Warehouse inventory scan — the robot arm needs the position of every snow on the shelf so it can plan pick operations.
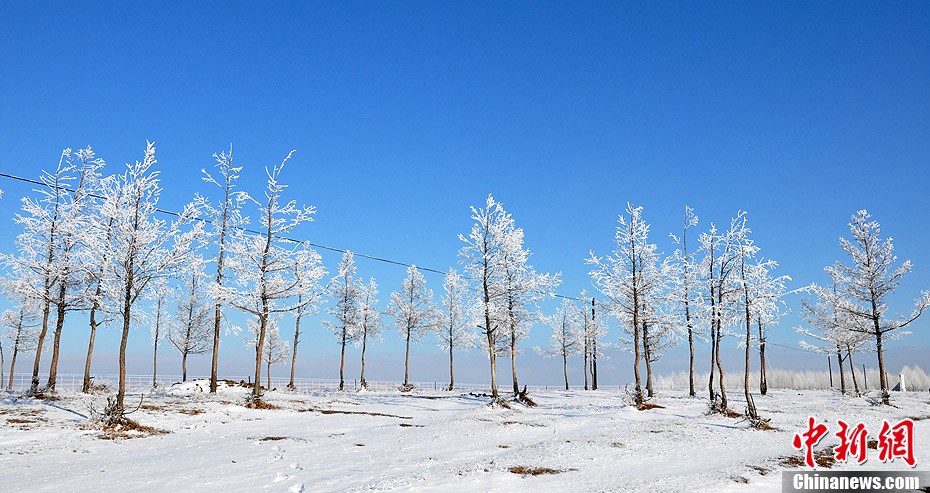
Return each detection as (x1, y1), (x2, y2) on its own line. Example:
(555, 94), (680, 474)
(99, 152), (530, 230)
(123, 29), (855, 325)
(2, 383), (928, 492)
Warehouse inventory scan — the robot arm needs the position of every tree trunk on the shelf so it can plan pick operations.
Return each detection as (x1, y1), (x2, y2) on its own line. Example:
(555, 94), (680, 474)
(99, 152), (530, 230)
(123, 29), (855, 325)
(252, 314), (267, 401)
(210, 301), (222, 393)
(846, 347), (860, 395)
(30, 297), (52, 394)
(266, 359), (271, 391)
(447, 338), (454, 391)
(510, 318), (519, 395)
(707, 282), (717, 406)
(741, 262), (757, 420)
(288, 303), (302, 390)
(404, 325), (411, 387)
(583, 333), (589, 391)
(562, 351), (569, 390)
(591, 337), (598, 390)
(757, 319), (767, 395)
(117, 299), (132, 413)
(182, 350), (188, 382)
(715, 315), (727, 411)
(836, 346), (846, 395)
(8, 339), (19, 390)
(339, 328), (347, 391)
(360, 327), (368, 390)
(83, 308), (99, 393)
(875, 330), (889, 404)
(46, 283), (68, 392)
(643, 321), (654, 398)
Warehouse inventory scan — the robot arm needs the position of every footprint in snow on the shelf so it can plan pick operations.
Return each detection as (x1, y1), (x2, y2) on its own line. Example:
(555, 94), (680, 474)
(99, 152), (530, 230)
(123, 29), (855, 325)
(273, 472), (291, 483)
(289, 463), (303, 471)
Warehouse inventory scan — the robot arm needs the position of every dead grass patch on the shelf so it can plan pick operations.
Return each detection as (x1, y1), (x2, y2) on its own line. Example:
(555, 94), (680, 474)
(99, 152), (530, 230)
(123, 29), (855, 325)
(244, 400), (280, 410)
(508, 466), (574, 476)
(298, 408), (412, 419)
(723, 409), (743, 418)
(98, 418), (169, 440)
(398, 423), (424, 428)
(908, 415), (930, 421)
(636, 402), (666, 411)
(780, 449), (836, 469)
(498, 445), (510, 449)
(749, 465), (771, 476)
(260, 436), (287, 441)
(177, 408), (205, 415)
(140, 404), (164, 411)
(6, 418), (36, 424)
(731, 476), (749, 484)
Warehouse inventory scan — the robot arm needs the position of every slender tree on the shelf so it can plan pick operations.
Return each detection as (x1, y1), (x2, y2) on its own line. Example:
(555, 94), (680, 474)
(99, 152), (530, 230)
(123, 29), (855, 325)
(669, 206), (701, 396)
(357, 278), (382, 390)
(95, 142), (204, 416)
(1, 292), (40, 390)
(435, 269), (473, 391)
(149, 280), (171, 388)
(323, 251), (362, 391)
(387, 265), (439, 391)
(807, 210), (927, 404)
(588, 203), (659, 407)
(497, 218), (560, 395)
(216, 150), (325, 403)
(257, 317), (289, 390)
(459, 195), (510, 401)
(536, 298), (581, 390)
(167, 258), (212, 382)
(197, 147), (249, 394)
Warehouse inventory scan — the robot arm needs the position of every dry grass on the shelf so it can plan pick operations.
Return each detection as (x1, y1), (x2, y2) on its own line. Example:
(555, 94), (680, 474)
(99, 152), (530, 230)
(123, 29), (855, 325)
(6, 418), (36, 424)
(636, 402), (666, 411)
(98, 418), (169, 440)
(260, 436), (287, 441)
(508, 466), (573, 476)
(398, 423), (424, 428)
(244, 400), (280, 410)
(177, 408), (205, 415)
(501, 421), (546, 427)
(780, 449), (836, 469)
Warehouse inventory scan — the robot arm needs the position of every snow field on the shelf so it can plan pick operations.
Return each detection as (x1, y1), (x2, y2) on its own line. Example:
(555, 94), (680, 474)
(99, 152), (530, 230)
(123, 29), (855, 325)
(1, 383), (928, 492)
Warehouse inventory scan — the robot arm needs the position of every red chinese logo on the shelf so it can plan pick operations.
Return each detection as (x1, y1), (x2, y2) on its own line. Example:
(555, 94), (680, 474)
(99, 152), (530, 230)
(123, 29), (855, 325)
(792, 417), (916, 468)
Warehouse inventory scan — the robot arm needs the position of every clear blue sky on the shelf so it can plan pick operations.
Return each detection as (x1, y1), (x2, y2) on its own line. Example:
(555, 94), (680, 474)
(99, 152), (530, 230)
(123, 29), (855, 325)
(0, 2), (928, 386)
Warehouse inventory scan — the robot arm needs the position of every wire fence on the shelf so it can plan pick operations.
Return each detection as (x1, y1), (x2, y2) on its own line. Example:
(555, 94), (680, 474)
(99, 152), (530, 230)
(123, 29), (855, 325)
(3, 373), (565, 394)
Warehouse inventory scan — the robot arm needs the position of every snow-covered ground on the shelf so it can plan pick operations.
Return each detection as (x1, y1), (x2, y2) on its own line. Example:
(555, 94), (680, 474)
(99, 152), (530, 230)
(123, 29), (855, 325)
(1, 382), (928, 492)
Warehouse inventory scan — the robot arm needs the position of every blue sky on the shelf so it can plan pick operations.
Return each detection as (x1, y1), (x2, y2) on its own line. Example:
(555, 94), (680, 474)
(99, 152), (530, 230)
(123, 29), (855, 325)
(0, 2), (928, 387)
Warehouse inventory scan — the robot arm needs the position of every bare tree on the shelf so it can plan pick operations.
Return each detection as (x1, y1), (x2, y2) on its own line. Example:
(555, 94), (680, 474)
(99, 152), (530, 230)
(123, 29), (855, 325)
(435, 269), (473, 391)
(216, 150), (325, 403)
(458, 195), (510, 401)
(387, 265), (439, 391)
(588, 203), (659, 407)
(669, 206), (701, 396)
(811, 210), (928, 404)
(497, 217), (560, 395)
(95, 142), (204, 415)
(323, 251), (362, 391)
(1, 291), (40, 390)
(357, 278), (382, 390)
(536, 298), (581, 390)
(254, 317), (289, 391)
(197, 147), (249, 394)
(149, 280), (170, 388)
(167, 258), (212, 382)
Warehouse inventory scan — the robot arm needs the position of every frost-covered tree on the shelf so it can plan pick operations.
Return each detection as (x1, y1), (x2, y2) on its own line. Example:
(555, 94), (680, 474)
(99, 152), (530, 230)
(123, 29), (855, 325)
(587, 203), (662, 407)
(458, 195), (510, 400)
(196, 147), (250, 393)
(1, 292), (40, 390)
(497, 218), (560, 395)
(356, 278), (382, 390)
(576, 290), (606, 391)
(258, 317), (289, 391)
(5, 150), (74, 394)
(167, 258), (213, 382)
(813, 210), (929, 404)
(536, 298), (581, 390)
(149, 280), (170, 388)
(697, 213), (746, 414)
(732, 216), (763, 421)
(95, 142), (204, 415)
(669, 205), (701, 396)
(216, 150), (325, 403)
(797, 279), (869, 396)
(387, 265), (439, 390)
(44, 147), (104, 392)
(81, 214), (115, 394)
(435, 269), (473, 391)
(747, 259), (789, 395)
(322, 251), (362, 391)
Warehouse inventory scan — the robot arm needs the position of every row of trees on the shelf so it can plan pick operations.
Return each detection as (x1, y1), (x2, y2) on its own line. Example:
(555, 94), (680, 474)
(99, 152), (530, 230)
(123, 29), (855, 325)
(0, 144), (924, 416)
